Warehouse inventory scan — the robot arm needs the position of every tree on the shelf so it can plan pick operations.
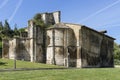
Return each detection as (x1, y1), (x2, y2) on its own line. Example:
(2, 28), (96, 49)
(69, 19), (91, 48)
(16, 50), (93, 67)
(114, 43), (120, 65)
(4, 20), (11, 30)
(114, 43), (120, 59)
(14, 24), (17, 31)
(1, 20), (14, 38)
(19, 28), (26, 32)
(14, 24), (20, 37)
(0, 21), (3, 31)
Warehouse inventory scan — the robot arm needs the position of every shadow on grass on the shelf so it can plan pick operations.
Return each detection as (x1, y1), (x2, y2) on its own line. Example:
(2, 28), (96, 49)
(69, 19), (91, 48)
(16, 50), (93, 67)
(0, 62), (7, 66)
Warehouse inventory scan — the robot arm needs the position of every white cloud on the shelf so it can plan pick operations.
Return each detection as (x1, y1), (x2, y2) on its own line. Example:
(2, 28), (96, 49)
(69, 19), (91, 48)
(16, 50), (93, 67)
(8, 0), (23, 22)
(79, 0), (120, 23)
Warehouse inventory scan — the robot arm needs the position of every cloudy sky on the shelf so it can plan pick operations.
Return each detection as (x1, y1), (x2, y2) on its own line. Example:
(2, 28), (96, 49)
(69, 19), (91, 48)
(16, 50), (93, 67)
(0, 0), (120, 43)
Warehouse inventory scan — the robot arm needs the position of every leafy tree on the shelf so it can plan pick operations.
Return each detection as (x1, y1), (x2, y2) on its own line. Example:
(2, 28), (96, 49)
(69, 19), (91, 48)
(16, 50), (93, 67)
(14, 24), (18, 31)
(1, 20), (14, 38)
(0, 21), (4, 40)
(19, 28), (26, 32)
(14, 24), (20, 37)
(0, 21), (3, 31)
(114, 43), (120, 65)
(4, 20), (11, 30)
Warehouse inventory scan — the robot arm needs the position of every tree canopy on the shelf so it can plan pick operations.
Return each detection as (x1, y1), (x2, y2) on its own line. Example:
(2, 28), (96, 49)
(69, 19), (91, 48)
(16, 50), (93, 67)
(114, 43), (120, 65)
(33, 13), (45, 27)
(0, 20), (23, 39)
(0, 22), (3, 31)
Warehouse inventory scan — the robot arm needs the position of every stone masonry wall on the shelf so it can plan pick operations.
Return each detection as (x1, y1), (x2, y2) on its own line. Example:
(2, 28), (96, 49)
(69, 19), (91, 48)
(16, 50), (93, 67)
(81, 26), (114, 68)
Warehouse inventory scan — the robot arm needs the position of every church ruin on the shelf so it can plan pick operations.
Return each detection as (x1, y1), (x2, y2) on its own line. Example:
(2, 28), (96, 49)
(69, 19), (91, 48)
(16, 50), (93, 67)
(2, 11), (115, 68)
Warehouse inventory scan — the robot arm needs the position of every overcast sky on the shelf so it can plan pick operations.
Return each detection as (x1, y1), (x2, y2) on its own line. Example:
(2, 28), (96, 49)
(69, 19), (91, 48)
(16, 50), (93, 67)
(0, 0), (120, 43)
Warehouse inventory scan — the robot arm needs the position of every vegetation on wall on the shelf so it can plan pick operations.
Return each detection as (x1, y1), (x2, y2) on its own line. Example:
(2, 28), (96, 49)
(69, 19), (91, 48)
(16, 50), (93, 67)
(33, 13), (52, 28)
(14, 24), (20, 37)
(33, 13), (45, 27)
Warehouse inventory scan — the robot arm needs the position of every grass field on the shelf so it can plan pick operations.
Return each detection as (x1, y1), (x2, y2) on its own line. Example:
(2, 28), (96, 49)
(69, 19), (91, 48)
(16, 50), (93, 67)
(0, 59), (120, 80)
(0, 59), (64, 69)
(0, 68), (120, 80)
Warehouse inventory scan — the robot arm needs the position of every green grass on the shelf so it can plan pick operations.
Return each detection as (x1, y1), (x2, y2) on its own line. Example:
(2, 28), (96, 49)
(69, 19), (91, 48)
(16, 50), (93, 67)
(0, 68), (119, 80)
(0, 59), (64, 69)
(0, 59), (120, 80)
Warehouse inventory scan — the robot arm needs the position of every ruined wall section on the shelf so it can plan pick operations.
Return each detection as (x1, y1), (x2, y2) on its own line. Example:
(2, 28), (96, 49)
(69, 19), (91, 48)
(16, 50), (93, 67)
(2, 39), (9, 58)
(52, 11), (61, 24)
(81, 27), (102, 67)
(46, 23), (78, 67)
(15, 38), (30, 61)
(65, 23), (82, 67)
(28, 20), (44, 63)
(9, 39), (17, 59)
(46, 29), (65, 65)
(2, 38), (31, 61)
(34, 26), (44, 63)
(100, 36), (114, 67)
(81, 26), (114, 68)
(41, 11), (60, 25)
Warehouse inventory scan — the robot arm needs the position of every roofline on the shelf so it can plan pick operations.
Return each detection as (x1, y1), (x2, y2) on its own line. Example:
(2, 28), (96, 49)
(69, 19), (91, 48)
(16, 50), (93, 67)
(46, 22), (115, 40)
(63, 22), (84, 26)
(64, 22), (115, 40)
(82, 25), (115, 40)
(36, 11), (61, 15)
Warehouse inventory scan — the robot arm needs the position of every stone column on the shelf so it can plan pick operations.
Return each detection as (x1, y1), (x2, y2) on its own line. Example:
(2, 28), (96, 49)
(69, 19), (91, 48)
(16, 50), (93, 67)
(64, 29), (69, 67)
(28, 21), (35, 62)
(77, 29), (82, 68)
(52, 29), (56, 64)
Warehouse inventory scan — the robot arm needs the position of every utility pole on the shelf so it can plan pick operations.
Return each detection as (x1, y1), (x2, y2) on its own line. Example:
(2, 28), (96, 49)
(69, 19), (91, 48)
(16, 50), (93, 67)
(14, 57), (16, 69)
(14, 41), (16, 69)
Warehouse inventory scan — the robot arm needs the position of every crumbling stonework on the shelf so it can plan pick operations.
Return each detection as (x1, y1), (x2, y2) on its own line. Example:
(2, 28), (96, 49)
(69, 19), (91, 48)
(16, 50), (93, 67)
(80, 26), (114, 67)
(2, 11), (115, 68)
(46, 23), (114, 68)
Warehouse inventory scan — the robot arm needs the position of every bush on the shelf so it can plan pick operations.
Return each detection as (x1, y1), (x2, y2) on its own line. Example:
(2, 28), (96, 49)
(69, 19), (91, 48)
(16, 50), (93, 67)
(114, 59), (120, 65)
(114, 43), (120, 65)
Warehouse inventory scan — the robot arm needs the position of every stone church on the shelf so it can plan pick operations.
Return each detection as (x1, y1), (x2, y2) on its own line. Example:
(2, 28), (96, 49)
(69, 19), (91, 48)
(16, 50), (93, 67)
(2, 11), (115, 68)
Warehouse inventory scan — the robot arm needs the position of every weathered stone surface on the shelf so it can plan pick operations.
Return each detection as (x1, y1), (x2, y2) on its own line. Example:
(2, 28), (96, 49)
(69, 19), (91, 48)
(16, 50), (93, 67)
(81, 26), (114, 68)
(2, 11), (114, 68)
(46, 23), (114, 68)
(40, 11), (60, 25)
(2, 39), (9, 58)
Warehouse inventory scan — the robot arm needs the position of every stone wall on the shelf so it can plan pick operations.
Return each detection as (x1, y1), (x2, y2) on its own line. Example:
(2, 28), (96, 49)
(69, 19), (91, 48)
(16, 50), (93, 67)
(41, 11), (60, 25)
(2, 38), (30, 60)
(46, 23), (114, 68)
(28, 20), (44, 63)
(46, 29), (65, 66)
(81, 26), (114, 67)
(2, 39), (9, 58)
(65, 23), (82, 67)
(46, 23), (80, 67)
(15, 38), (30, 61)
(2, 11), (114, 68)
